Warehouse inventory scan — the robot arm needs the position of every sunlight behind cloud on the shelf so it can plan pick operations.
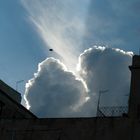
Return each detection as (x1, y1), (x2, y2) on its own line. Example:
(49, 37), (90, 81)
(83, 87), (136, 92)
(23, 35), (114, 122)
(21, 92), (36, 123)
(21, 0), (90, 70)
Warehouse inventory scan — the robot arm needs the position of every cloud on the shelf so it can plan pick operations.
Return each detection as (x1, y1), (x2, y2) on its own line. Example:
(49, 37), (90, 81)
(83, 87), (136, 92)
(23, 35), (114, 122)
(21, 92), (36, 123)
(22, 0), (136, 117)
(78, 46), (133, 107)
(25, 46), (133, 117)
(24, 58), (88, 118)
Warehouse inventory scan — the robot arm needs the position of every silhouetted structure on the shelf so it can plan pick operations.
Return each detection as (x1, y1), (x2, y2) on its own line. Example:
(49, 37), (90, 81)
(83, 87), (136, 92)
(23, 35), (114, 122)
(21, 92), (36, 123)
(0, 55), (140, 140)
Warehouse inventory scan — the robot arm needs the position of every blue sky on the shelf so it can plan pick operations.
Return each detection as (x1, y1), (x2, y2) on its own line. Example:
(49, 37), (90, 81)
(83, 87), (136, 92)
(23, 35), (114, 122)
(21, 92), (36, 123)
(0, 0), (46, 93)
(0, 0), (140, 102)
(84, 0), (140, 52)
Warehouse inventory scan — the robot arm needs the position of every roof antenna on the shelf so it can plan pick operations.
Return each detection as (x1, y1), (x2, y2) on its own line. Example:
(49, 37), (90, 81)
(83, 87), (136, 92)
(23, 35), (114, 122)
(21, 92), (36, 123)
(16, 80), (24, 91)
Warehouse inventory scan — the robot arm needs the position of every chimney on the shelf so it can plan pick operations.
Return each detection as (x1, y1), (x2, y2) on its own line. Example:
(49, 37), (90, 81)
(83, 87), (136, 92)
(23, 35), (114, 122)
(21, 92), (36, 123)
(129, 55), (140, 119)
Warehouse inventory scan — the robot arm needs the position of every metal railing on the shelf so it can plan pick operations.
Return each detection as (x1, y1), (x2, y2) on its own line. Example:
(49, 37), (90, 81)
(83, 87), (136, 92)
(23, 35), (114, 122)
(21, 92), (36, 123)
(97, 106), (128, 117)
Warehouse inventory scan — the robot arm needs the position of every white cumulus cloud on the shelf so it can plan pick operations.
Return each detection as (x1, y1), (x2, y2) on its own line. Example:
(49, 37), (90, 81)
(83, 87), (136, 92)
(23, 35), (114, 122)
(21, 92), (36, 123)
(25, 46), (133, 117)
(24, 58), (88, 118)
(78, 46), (133, 108)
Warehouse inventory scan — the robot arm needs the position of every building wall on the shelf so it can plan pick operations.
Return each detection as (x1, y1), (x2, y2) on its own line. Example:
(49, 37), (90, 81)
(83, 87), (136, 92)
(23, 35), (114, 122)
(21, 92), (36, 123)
(0, 117), (138, 140)
(0, 80), (21, 103)
(129, 55), (140, 119)
(0, 89), (36, 119)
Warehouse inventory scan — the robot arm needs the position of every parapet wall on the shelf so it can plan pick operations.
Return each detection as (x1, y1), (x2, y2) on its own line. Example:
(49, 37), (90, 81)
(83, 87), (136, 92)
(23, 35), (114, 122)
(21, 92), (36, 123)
(0, 117), (139, 140)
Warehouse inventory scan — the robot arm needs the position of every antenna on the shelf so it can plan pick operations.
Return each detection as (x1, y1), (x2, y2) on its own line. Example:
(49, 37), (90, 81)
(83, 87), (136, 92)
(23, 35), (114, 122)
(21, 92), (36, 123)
(16, 80), (24, 91)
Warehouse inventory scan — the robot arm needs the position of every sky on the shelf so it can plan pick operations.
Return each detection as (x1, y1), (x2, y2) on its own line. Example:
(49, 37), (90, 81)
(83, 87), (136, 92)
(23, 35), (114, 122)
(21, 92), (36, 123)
(0, 0), (46, 92)
(0, 0), (140, 116)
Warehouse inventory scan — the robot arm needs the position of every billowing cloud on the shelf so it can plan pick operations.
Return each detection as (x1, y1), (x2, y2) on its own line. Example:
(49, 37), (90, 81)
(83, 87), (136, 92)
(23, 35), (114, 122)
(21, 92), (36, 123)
(25, 46), (133, 117)
(78, 46), (133, 107)
(24, 58), (88, 118)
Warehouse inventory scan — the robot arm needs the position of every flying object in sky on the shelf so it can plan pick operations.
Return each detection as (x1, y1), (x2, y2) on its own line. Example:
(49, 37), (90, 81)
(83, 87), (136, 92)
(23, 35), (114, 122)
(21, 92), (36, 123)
(49, 49), (53, 51)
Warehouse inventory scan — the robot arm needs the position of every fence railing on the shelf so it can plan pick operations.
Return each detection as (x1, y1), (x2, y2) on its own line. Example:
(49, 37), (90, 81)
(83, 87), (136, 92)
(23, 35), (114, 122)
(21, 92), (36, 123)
(97, 106), (128, 117)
